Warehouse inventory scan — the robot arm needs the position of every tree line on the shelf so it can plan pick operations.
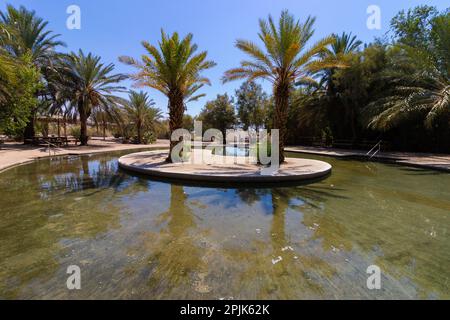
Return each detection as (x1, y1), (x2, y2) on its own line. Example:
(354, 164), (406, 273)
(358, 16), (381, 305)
(0, 4), (448, 161)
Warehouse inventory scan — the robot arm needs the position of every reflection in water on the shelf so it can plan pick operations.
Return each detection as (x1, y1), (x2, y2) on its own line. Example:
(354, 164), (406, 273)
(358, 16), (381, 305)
(127, 185), (209, 299)
(0, 151), (449, 299)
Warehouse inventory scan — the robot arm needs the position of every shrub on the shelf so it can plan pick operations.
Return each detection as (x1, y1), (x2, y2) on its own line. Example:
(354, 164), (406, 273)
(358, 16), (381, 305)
(142, 131), (156, 144)
(257, 141), (272, 164)
(70, 127), (88, 142)
(321, 127), (333, 147)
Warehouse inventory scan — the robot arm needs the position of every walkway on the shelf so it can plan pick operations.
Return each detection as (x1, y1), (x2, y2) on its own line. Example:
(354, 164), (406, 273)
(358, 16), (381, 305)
(1, 140), (448, 173)
(285, 146), (450, 172)
(0, 138), (170, 172)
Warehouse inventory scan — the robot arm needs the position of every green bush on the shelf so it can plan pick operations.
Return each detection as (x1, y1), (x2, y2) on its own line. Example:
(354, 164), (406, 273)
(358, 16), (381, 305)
(70, 127), (81, 140)
(257, 141), (272, 164)
(112, 131), (121, 139)
(142, 131), (156, 144)
(321, 127), (333, 147)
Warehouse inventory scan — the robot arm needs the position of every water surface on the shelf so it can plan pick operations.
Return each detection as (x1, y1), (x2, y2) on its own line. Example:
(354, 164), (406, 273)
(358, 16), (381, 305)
(0, 151), (449, 299)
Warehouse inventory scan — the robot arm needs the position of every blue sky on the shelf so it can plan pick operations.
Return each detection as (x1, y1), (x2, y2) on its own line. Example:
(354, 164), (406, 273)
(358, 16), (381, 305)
(1, 0), (448, 117)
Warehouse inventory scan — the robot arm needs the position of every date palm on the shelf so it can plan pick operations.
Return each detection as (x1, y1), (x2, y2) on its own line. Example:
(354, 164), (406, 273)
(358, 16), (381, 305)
(123, 90), (163, 144)
(223, 10), (338, 163)
(119, 30), (216, 161)
(59, 50), (126, 145)
(322, 32), (362, 97)
(0, 5), (64, 140)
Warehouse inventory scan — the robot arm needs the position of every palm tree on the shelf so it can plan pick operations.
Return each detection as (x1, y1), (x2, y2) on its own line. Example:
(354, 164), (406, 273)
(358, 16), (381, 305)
(367, 15), (449, 131)
(322, 32), (362, 97)
(223, 10), (338, 163)
(58, 50), (126, 145)
(0, 5), (64, 141)
(316, 32), (362, 140)
(123, 90), (163, 144)
(119, 30), (216, 161)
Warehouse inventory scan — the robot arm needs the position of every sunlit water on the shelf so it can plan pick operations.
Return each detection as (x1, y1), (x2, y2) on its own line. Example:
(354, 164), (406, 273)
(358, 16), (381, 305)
(0, 150), (449, 299)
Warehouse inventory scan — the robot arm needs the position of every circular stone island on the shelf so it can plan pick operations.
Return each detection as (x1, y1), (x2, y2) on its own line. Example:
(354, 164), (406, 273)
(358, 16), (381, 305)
(118, 150), (332, 184)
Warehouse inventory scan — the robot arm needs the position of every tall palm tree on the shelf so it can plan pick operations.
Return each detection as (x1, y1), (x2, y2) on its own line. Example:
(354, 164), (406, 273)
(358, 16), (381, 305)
(223, 10), (338, 163)
(58, 50), (126, 145)
(119, 30), (216, 161)
(367, 15), (449, 131)
(123, 90), (163, 144)
(0, 5), (64, 141)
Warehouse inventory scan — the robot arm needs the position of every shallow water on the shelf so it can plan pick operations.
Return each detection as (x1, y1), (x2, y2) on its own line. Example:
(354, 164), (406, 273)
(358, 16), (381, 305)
(0, 150), (449, 299)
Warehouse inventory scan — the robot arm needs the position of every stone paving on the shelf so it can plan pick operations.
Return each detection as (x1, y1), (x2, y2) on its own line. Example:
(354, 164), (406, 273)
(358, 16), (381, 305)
(1, 139), (448, 173)
(285, 146), (450, 172)
(0, 138), (169, 172)
(118, 150), (332, 183)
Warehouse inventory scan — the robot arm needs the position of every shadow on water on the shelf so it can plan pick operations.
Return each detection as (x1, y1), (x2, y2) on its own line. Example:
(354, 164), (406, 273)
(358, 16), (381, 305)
(119, 165), (333, 189)
(397, 166), (448, 176)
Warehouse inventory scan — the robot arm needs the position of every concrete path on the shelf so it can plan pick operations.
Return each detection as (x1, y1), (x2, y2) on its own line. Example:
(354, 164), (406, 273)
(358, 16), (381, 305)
(285, 146), (450, 172)
(0, 138), (169, 172)
(118, 150), (332, 183)
(1, 138), (448, 174)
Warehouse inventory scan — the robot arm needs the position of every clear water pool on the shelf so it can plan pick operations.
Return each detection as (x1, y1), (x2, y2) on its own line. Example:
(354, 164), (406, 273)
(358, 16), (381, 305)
(0, 150), (449, 299)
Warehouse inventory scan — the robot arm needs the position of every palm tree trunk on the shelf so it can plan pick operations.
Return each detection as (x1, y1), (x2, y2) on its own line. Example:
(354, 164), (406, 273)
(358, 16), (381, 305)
(102, 116), (106, 141)
(78, 100), (88, 146)
(63, 114), (67, 138)
(274, 82), (290, 163)
(137, 120), (142, 144)
(167, 90), (184, 162)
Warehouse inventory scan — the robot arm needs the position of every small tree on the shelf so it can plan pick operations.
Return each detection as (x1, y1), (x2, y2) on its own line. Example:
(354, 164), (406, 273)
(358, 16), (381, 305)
(235, 81), (268, 131)
(0, 54), (41, 137)
(198, 93), (237, 144)
(123, 90), (162, 144)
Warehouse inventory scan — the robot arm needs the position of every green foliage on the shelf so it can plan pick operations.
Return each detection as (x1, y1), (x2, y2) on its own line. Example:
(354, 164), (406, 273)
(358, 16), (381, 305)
(120, 30), (216, 103)
(197, 94), (236, 140)
(155, 120), (170, 139)
(0, 4), (64, 139)
(142, 131), (156, 144)
(0, 5), (65, 65)
(70, 126), (81, 140)
(122, 90), (162, 144)
(58, 50), (126, 145)
(0, 54), (41, 135)
(182, 114), (194, 131)
(223, 10), (341, 161)
(367, 9), (449, 131)
(321, 127), (333, 146)
(120, 30), (216, 156)
(223, 10), (339, 86)
(256, 140), (272, 165)
(390, 5), (439, 48)
(290, 5), (449, 152)
(235, 81), (268, 131)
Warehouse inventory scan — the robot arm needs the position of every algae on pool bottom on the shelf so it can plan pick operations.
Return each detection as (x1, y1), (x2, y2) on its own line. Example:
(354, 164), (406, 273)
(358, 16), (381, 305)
(0, 151), (449, 299)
